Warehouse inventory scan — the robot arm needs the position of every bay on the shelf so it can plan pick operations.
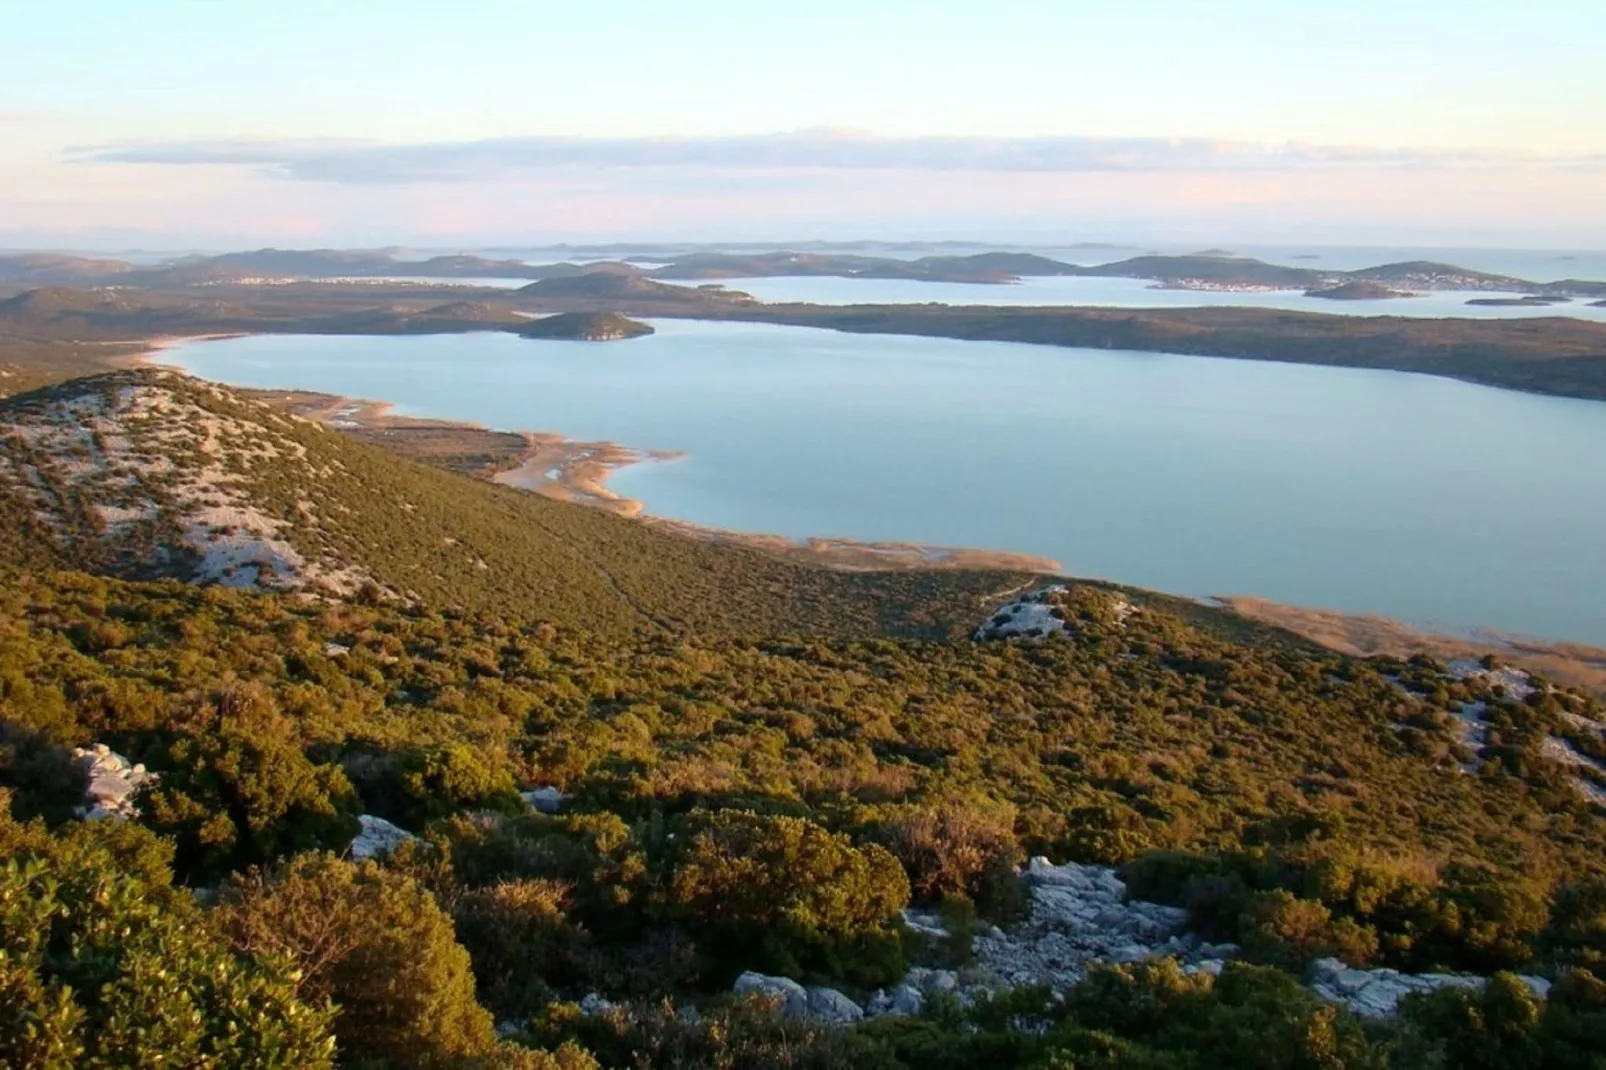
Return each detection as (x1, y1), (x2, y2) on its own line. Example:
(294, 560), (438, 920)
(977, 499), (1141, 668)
(165, 321), (1606, 644)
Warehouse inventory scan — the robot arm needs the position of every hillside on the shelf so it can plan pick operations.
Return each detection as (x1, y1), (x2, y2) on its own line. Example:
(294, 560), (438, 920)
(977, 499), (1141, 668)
(2, 561), (1604, 1066)
(0, 252), (138, 284)
(1305, 281), (1417, 301)
(718, 303), (1606, 401)
(0, 370), (1030, 637)
(3, 378), (1605, 1067)
(514, 273), (750, 309)
(518, 311), (655, 340)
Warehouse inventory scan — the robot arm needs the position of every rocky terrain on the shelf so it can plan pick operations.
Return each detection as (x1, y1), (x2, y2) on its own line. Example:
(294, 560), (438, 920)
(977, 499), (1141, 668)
(0, 371), (373, 592)
(727, 857), (1553, 1025)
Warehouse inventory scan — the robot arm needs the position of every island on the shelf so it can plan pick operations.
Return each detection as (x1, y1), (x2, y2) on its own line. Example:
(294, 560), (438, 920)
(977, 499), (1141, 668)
(1466, 295), (1574, 307)
(1304, 281), (1418, 301)
(515, 273), (750, 309)
(517, 311), (654, 341)
(6, 246), (1605, 298)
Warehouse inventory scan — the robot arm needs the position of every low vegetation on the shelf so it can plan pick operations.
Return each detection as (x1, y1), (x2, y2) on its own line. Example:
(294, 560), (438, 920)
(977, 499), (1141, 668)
(0, 560), (1603, 1065)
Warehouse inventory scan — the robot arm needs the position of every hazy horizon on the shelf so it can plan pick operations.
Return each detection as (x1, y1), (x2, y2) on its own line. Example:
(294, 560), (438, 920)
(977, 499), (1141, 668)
(4, 0), (1604, 248)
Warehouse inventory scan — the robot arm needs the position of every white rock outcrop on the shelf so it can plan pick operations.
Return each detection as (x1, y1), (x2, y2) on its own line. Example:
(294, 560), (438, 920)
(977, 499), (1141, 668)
(522, 786), (567, 814)
(732, 971), (809, 1017)
(348, 814), (417, 860)
(806, 986), (865, 1024)
(73, 744), (155, 820)
(1307, 958), (1550, 1019)
(968, 858), (1195, 990)
(975, 587), (1071, 641)
(739, 856), (1557, 1026)
(578, 992), (619, 1017)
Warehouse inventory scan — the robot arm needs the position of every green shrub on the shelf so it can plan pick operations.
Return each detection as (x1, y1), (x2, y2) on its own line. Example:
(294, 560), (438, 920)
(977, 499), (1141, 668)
(218, 853), (498, 1069)
(547, 997), (892, 1070)
(0, 809), (335, 1068)
(660, 809), (910, 986)
(386, 743), (524, 829)
(1239, 890), (1380, 970)
(139, 686), (359, 880)
(454, 878), (591, 1018)
(1545, 877), (1606, 969)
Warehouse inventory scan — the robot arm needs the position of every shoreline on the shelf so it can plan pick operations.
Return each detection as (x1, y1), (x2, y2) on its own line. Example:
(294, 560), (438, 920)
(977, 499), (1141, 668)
(118, 336), (1606, 689)
(207, 377), (1062, 574)
(109, 333), (252, 370)
(1223, 596), (1606, 697)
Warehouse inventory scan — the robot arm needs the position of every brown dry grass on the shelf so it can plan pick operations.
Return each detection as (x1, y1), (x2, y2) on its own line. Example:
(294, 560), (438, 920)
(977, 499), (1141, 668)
(1225, 596), (1606, 698)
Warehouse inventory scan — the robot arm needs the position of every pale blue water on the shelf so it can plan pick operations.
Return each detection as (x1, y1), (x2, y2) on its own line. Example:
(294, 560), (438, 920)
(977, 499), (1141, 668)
(475, 243), (1606, 282)
(703, 275), (1606, 321)
(167, 322), (1606, 644)
(363, 270), (1606, 321)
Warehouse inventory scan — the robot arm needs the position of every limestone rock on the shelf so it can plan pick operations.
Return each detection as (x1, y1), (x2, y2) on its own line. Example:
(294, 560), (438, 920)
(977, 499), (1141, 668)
(349, 814), (417, 860)
(1305, 958), (1549, 1020)
(733, 971), (809, 1017)
(805, 986), (864, 1024)
(72, 743), (156, 821)
(975, 587), (1071, 641)
(867, 984), (924, 1018)
(522, 786), (567, 814)
(578, 993), (618, 1017)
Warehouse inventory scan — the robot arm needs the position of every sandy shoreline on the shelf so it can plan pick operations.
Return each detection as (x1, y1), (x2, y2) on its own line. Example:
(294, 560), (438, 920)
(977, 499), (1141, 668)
(109, 333), (252, 370)
(490, 433), (682, 518)
(1224, 596), (1606, 698)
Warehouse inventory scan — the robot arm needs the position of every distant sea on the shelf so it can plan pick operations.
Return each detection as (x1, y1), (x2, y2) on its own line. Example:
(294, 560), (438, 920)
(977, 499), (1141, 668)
(456, 242), (1606, 283)
(379, 243), (1606, 321)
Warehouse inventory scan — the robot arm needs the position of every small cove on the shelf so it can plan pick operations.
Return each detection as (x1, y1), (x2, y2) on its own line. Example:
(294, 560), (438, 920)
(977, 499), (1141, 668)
(166, 320), (1606, 645)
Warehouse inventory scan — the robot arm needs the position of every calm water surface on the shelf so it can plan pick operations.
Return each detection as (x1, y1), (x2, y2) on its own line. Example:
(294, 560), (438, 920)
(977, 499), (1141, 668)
(710, 275), (1606, 321)
(168, 322), (1606, 644)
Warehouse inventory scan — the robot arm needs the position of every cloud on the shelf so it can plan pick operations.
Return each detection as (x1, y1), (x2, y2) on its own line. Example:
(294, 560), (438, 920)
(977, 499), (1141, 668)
(69, 129), (1606, 185)
(0, 110), (61, 124)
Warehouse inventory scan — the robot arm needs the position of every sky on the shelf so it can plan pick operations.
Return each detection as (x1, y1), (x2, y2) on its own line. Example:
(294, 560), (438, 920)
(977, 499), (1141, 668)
(2, 0), (1603, 249)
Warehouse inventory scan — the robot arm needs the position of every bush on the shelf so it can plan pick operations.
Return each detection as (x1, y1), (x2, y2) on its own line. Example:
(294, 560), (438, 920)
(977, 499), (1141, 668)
(0, 809), (335, 1068)
(1239, 890), (1380, 970)
(1545, 877), (1606, 969)
(660, 810), (910, 986)
(454, 878), (591, 1018)
(548, 997), (891, 1070)
(1057, 960), (1382, 1070)
(139, 686), (359, 880)
(385, 743), (525, 829)
(218, 853), (499, 1069)
(875, 803), (1024, 920)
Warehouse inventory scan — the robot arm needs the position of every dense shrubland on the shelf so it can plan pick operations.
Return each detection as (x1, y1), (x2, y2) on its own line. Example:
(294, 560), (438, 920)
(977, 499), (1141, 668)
(2, 567), (1604, 1066)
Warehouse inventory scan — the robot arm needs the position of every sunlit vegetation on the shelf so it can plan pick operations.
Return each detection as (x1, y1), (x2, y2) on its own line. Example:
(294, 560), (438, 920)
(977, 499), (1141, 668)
(0, 561), (1603, 1065)
(2, 365), (1605, 1065)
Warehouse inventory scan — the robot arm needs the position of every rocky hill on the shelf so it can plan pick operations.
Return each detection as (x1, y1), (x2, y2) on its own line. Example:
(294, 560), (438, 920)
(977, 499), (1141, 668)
(0, 370), (1026, 636)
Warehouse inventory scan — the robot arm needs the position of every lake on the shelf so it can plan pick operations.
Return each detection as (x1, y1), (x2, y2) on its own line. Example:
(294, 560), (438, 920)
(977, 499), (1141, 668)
(165, 321), (1606, 644)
